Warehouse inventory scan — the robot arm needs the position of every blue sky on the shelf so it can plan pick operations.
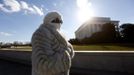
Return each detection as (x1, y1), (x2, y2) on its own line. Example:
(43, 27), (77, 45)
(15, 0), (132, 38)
(0, 0), (134, 43)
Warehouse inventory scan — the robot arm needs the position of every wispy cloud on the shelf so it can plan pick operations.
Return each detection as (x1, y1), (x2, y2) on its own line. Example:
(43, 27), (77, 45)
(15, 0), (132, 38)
(32, 5), (44, 16)
(0, 0), (20, 13)
(0, 32), (12, 36)
(20, 1), (35, 14)
(0, 0), (44, 16)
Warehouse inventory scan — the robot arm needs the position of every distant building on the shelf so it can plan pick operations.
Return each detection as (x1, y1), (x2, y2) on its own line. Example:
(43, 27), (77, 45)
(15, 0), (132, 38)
(75, 17), (119, 40)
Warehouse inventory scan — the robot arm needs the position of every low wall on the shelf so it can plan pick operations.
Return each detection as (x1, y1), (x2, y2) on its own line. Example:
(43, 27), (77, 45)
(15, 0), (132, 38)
(0, 50), (134, 75)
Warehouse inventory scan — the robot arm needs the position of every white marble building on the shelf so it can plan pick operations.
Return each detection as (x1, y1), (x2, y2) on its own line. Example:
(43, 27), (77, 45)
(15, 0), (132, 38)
(75, 17), (119, 40)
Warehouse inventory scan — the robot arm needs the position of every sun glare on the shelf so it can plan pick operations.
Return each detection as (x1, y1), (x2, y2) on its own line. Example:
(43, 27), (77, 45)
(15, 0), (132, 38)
(77, 9), (94, 23)
(77, 0), (95, 23)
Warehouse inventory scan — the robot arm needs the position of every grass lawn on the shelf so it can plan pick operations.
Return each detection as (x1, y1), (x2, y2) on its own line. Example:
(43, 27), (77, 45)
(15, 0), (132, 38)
(1, 43), (134, 51)
(0, 46), (32, 51)
(73, 44), (134, 51)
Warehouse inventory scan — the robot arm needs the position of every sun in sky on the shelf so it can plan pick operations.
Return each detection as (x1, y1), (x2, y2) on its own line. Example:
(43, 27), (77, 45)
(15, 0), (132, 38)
(0, 0), (134, 42)
(76, 0), (95, 23)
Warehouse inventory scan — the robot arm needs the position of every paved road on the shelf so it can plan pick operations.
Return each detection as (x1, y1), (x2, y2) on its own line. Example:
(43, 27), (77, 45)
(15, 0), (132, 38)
(0, 50), (134, 75)
(0, 59), (31, 75)
(0, 59), (132, 75)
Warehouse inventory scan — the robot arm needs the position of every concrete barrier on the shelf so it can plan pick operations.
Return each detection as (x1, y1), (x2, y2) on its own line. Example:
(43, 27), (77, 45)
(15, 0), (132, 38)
(0, 50), (134, 75)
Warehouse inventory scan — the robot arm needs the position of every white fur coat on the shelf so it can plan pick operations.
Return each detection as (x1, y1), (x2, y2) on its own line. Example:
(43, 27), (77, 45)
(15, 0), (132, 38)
(31, 12), (74, 75)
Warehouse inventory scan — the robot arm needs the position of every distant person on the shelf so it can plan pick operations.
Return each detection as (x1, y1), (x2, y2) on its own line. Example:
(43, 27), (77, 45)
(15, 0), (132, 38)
(31, 11), (74, 75)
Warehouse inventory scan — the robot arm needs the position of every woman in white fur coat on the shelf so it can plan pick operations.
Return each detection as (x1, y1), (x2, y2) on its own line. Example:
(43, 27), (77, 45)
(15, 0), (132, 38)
(31, 12), (74, 75)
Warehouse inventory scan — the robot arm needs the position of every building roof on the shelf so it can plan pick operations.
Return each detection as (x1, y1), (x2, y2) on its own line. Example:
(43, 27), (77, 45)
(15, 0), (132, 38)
(75, 17), (119, 34)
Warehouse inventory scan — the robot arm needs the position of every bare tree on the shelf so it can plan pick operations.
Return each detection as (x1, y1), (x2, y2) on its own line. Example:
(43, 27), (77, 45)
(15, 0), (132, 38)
(13, 41), (19, 48)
